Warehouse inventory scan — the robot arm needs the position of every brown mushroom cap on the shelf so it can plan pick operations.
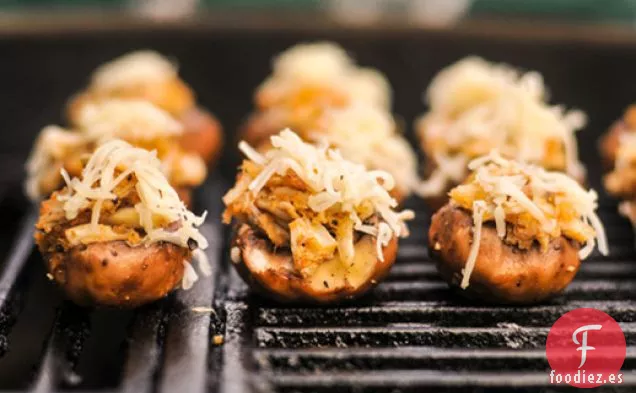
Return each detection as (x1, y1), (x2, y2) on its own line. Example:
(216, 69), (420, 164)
(231, 223), (398, 303)
(42, 240), (188, 308)
(429, 203), (581, 305)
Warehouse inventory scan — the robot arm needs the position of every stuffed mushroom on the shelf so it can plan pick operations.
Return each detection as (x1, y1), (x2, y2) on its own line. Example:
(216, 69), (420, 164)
(26, 99), (207, 206)
(34, 139), (210, 307)
(242, 43), (416, 201)
(429, 151), (607, 304)
(600, 105), (636, 170)
(223, 129), (414, 303)
(67, 50), (223, 165)
(604, 132), (636, 225)
(416, 57), (586, 209)
(241, 42), (391, 147)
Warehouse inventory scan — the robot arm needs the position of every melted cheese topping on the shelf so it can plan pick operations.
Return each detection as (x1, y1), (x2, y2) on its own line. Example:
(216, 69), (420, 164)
(450, 151), (607, 289)
(58, 139), (208, 250)
(347, 68), (391, 110)
(310, 103), (418, 196)
(224, 129), (414, 262)
(273, 42), (353, 84)
(258, 42), (391, 110)
(77, 99), (183, 142)
(418, 57), (586, 197)
(25, 126), (86, 201)
(25, 100), (205, 201)
(91, 50), (177, 92)
(427, 56), (546, 115)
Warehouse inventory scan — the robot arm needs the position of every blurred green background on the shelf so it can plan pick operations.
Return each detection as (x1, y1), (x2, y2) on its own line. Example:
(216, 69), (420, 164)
(1, 0), (636, 24)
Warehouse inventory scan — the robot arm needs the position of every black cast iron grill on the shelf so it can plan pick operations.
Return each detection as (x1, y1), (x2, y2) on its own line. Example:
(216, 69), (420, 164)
(0, 177), (635, 393)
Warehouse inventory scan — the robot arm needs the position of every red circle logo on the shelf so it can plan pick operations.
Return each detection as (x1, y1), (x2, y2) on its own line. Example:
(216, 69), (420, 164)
(546, 308), (626, 388)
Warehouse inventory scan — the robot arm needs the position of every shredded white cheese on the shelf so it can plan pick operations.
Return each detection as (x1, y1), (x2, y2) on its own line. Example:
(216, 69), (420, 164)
(230, 246), (241, 264)
(182, 260), (199, 290)
(310, 103), (418, 196)
(454, 150), (608, 288)
(462, 200), (485, 289)
(194, 249), (212, 276)
(417, 57), (586, 197)
(258, 42), (391, 109)
(91, 50), (177, 93)
(77, 99), (183, 142)
(225, 129), (414, 262)
(58, 139), (208, 251)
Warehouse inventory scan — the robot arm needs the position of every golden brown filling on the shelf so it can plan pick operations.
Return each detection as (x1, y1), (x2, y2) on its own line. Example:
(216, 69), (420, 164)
(449, 152), (602, 253)
(224, 162), (377, 276)
(605, 111), (636, 199)
(255, 84), (350, 136)
(223, 129), (414, 279)
(428, 136), (567, 172)
(252, 43), (391, 139)
(36, 176), (146, 253)
(35, 170), (194, 254)
(605, 166), (636, 199)
(452, 182), (584, 251)
(622, 105), (636, 130)
(77, 78), (195, 119)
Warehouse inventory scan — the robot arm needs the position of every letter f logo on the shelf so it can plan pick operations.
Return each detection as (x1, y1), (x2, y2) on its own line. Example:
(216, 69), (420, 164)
(572, 324), (603, 368)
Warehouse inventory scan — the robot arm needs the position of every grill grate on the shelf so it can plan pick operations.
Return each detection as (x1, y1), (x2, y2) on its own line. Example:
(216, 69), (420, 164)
(238, 201), (636, 393)
(0, 176), (635, 392)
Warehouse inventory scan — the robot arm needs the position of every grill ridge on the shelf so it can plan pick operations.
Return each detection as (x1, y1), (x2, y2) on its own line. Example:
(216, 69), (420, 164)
(0, 209), (39, 359)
